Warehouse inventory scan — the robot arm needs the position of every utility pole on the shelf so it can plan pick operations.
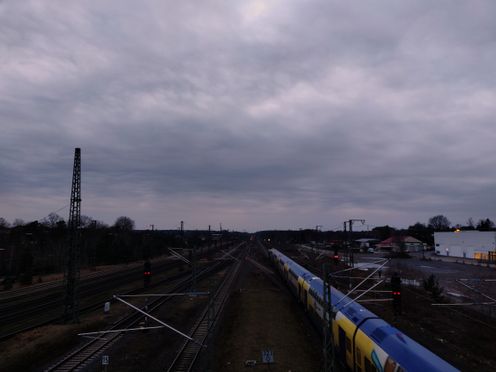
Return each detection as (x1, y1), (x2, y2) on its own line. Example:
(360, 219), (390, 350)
(344, 219), (365, 289)
(64, 148), (81, 323)
(316, 225), (323, 244)
(322, 264), (335, 372)
(344, 219), (365, 267)
(191, 244), (197, 291)
(342, 221), (348, 271)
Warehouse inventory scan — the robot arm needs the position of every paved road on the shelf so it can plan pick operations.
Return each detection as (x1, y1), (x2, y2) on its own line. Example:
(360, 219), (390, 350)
(355, 252), (496, 302)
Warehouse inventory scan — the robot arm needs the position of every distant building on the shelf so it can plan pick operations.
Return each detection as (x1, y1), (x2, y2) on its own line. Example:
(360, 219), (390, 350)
(355, 238), (378, 250)
(434, 231), (496, 260)
(376, 236), (424, 252)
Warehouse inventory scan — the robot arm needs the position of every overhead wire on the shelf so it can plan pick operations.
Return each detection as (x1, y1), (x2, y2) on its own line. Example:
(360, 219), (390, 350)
(36, 204), (70, 223)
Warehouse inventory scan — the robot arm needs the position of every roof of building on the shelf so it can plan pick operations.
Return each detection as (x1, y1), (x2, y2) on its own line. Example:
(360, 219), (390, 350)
(377, 235), (423, 246)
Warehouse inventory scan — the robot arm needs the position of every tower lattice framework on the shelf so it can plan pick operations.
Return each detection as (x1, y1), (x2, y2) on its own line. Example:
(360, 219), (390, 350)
(64, 148), (81, 322)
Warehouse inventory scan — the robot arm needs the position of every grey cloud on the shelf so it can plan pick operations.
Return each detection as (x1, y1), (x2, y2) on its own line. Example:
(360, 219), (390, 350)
(1, 1), (496, 230)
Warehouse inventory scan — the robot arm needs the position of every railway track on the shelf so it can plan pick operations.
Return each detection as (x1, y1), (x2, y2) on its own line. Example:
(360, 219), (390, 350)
(0, 259), (189, 341)
(0, 255), (182, 305)
(0, 243), (234, 341)
(167, 244), (247, 372)
(44, 278), (190, 371)
(44, 243), (245, 372)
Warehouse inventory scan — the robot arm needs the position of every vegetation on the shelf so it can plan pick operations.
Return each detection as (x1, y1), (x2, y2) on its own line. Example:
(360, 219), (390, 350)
(423, 274), (444, 300)
(476, 218), (495, 231)
(1, 210), (494, 285)
(0, 319), (106, 371)
(428, 215), (451, 231)
(0, 215), (243, 286)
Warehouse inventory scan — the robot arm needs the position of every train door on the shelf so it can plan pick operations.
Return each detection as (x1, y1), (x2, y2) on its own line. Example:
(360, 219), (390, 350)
(298, 283), (307, 305)
(338, 326), (347, 365)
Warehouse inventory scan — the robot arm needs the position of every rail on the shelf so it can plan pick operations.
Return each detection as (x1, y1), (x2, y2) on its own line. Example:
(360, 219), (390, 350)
(44, 242), (244, 371)
(166, 243), (246, 372)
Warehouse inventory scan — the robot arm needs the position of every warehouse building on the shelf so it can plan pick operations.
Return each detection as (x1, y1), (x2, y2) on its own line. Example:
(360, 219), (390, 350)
(434, 231), (496, 260)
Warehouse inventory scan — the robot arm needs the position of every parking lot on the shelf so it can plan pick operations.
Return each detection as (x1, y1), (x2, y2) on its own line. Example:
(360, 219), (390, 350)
(356, 251), (496, 303)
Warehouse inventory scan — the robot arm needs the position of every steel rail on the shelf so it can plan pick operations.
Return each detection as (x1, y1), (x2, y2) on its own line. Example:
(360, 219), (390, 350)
(44, 267), (215, 371)
(166, 243), (246, 372)
(45, 243), (242, 372)
(0, 262), (193, 342)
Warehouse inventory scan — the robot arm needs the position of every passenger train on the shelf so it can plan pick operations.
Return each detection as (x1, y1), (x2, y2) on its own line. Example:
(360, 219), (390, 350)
(268, 249), (459, 372)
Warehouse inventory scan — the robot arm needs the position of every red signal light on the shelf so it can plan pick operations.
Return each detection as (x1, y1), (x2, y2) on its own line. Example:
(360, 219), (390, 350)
(144, 271), (151, 276)
(333, 255), (339, 260)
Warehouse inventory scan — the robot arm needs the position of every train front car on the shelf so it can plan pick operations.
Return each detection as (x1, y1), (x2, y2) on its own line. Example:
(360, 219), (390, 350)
(357, 318), (459, 372)
(269, 248), (459, 372)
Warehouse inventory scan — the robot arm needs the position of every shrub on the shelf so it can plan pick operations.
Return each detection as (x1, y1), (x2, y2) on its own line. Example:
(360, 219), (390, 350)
(423, 274), (444, 300)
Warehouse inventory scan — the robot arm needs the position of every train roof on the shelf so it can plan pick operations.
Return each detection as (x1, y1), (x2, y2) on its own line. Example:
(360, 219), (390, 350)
(270, 249), (378, 320)
(361, 319), (458, 371)
(269, 248), (459, 372)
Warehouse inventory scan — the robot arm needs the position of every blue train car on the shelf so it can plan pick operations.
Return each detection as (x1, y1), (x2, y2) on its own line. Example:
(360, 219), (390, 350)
(268, 249), (459, 372)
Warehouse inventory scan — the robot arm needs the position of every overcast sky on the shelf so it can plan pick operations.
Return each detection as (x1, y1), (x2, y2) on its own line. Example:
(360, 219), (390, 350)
(1, 1), (496, 231)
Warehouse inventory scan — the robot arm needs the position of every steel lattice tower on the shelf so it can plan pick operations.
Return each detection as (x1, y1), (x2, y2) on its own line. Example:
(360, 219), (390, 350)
(64, 148), (81, 322)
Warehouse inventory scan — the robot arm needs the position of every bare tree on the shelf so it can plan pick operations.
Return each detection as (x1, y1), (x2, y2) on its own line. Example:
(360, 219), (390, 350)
(80, 215), (94, 228)
(0, 217), (9, 228)
(428, 215), (451, 231)
(41, 213), (64, 228)
(13, 218), (25, 227)
(93, 220), (109, 229)
(113, 216), (135, 231)
(467, 217), (475, 229)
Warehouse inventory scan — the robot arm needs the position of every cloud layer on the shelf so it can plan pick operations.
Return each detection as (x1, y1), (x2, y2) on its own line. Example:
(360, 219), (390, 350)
(1, 1), (496, 231)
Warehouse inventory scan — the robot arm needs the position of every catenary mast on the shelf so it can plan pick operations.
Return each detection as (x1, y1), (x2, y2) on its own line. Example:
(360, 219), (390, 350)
(64, 148), (81, 322)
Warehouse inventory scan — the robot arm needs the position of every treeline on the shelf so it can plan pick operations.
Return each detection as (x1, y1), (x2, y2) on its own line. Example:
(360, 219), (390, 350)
(257, 214), (496, 246)
(0, 214), (245, 286)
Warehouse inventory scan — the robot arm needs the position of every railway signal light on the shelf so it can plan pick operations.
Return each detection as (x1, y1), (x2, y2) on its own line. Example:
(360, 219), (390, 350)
(144, 260), (152, 288)
(391, 272), (402, 315)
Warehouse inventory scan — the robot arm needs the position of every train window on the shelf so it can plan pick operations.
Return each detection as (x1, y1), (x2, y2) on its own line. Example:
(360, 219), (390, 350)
(356, 347), (362, 366)
(364, 358), (377, 372)
(346, 337), (351, 353)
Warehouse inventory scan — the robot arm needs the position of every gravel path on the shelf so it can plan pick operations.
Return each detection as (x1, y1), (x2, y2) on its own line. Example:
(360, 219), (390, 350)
(213, 247), (321, 372)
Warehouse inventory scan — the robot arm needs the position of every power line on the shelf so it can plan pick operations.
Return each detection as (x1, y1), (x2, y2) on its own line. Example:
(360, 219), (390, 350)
(37, 204), (70, 222)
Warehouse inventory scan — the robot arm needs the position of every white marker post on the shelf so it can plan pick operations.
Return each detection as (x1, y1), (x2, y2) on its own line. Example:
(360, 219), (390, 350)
(102, 355), (109, 372)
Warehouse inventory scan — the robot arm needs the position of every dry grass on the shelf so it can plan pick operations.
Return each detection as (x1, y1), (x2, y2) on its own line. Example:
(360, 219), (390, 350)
(0, 318), (105, 371)
(214, 265), (321, 371)
(11, 254), (171, 290)
(0, 302), (139, 372)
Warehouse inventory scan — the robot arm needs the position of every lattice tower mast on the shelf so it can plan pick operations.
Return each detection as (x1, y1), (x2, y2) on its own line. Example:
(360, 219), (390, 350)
(64, 148), (81, 322)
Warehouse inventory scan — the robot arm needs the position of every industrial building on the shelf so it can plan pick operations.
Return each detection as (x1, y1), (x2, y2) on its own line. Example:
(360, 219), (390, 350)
(434, 231), (496, 260)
